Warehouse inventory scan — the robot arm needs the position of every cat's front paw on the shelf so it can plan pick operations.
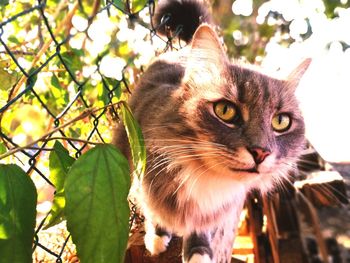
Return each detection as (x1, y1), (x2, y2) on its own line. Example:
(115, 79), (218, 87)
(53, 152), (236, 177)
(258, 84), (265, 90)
(144, 231), (171, 255)
(187, 254), (212, 263)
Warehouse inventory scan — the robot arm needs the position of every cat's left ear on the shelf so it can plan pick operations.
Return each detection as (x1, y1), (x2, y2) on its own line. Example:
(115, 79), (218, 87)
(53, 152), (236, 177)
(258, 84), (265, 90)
(189, 24), (227, 65)
(184, 24), (228, 87)
(287, 58), (312, 90)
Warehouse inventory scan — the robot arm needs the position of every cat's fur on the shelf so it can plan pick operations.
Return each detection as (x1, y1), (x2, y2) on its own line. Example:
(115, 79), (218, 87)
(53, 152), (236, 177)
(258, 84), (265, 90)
(113, 0), (310, 262)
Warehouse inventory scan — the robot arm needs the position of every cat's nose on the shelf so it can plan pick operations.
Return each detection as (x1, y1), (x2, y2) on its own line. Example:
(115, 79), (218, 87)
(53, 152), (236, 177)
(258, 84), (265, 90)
(248, 147), (271, 165)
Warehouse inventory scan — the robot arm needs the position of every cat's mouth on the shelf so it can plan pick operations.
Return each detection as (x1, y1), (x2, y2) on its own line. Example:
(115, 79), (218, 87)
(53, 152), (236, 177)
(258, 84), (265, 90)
(229, 167), (258, 174)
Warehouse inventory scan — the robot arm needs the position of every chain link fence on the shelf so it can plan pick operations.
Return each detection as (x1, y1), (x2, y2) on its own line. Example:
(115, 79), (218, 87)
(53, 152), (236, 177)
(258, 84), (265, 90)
(0, 0), (181, 261)
(1, 1), (349, 262)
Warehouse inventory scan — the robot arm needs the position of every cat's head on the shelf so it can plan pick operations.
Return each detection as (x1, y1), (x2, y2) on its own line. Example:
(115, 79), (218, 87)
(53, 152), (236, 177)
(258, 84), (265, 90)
(145, 25), (310, 194)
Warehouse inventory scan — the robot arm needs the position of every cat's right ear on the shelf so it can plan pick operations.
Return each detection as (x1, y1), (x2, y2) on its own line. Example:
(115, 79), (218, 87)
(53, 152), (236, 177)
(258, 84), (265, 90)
(184, 24), (228, 88)
(287, 58), (312, 91)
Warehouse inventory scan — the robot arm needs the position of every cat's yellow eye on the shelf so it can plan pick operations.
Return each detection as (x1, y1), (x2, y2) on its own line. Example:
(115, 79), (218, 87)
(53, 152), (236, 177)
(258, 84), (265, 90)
(272, 113), (291, 132)
(214, 101), (237, 123)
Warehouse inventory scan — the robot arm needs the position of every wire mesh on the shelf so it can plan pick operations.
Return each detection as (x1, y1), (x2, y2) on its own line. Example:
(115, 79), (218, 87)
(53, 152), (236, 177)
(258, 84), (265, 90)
(0, 0), (180, 261)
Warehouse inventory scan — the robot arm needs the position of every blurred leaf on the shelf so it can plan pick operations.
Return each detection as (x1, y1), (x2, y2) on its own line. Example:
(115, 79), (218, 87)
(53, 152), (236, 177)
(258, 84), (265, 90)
(7, 36), (20, 45)
(0, 164), (37, 263)
(120, 102), (146, 179)
(97, 82), (110, 105)
(51, 74), (61, 90)
(0, 68), (18, 91)
(131, 0), (147, 13)
(258, 23), (275, 39)
(60, 49), (84, 73)
(0, 0), (9, 6)
(323, 0), (350, 18)
(112, 0), (126, 11)
(48, 74), (69, 112)
(68, 127), (82, 138)
(0, 142), (6, 155)
(112, 0), (147, 13)
(103, 76), (123, 102)
(45, 141), (75, 229)
(65, 144), (130, 263)
(77, 0), (96, 17)
(26, 68), (38, 88)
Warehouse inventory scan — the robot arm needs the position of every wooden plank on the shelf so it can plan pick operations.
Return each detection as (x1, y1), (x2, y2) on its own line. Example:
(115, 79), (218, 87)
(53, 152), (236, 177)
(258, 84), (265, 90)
(295, 171), (348, 207)
(247, 194), (271, 263)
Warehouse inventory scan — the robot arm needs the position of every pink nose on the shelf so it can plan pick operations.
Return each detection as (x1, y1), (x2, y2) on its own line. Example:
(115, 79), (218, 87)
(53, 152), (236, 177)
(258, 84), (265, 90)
(248, 147), (271, 165)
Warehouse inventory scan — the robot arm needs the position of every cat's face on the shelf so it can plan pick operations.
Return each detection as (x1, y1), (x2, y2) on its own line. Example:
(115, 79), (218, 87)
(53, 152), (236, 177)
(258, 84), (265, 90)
(175, 65), (306, 193)
(144, 25), (310, 194)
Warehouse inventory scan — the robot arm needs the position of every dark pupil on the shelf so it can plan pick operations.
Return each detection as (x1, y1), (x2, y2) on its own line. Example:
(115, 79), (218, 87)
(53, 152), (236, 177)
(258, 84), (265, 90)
(223, 105), (228, 114)
(278, 115), (283, 124)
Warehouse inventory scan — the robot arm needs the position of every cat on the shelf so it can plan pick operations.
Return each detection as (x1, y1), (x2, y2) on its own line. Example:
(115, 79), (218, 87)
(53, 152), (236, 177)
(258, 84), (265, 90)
(113, 0), (311, 262)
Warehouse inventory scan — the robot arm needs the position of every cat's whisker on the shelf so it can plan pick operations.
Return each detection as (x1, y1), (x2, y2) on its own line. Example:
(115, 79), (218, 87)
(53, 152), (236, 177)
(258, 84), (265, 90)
(144, 137), (228, 149)
(151, 146), (228, 159)
(146, 161), (174, 196)
(169, 151), (225, 159)
(154, 143), (239, 159)
(150, 146), (225, 157)
(150, 143), (227, 153)
(152, 148), (223, 157)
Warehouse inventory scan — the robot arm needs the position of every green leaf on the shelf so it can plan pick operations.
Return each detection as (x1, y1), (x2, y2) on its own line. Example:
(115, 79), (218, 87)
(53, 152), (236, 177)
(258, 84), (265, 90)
(48, 74), (69, 112)
(97, 82), (110, 105)
(131, 0), (147, 13)
(120, 101), (146, 179)
(65, 144), (130, 263)
(51, 74), (61, 90)
(112, 0), (147, 13)
(0, 164), (37, 263)
(112, 0), (126, 12)
(60, 49), (84, 73)
(7, 36), (20, 45)
(0, 142), (6, 155)
(0, 0), (9, 7)
(45, 141), (75, 229)
(0, 68), (18, 91)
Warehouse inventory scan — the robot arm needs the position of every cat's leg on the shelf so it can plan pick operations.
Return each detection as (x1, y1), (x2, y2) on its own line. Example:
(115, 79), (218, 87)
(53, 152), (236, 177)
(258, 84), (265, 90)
(183, 225), (237, 263)
(144, 220), (172, 255)
(183, 232), (213, 263)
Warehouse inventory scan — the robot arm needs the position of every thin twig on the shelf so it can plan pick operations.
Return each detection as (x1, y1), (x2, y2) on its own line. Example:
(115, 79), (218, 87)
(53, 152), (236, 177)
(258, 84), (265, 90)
(0, 50), (36, 56)
(0, 109), (92, 160)
(0, 101), (122, 160)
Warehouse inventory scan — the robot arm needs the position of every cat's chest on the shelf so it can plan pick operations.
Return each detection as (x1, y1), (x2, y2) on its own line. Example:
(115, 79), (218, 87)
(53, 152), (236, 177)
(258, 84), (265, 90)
(142, 165), (247, 233)
(177, 170), (247, 214)
(171, 169), (247, 231)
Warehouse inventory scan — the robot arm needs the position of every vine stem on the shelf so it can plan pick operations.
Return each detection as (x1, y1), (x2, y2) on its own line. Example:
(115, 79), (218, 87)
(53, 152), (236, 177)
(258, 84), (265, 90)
(0, 101), (122, 160)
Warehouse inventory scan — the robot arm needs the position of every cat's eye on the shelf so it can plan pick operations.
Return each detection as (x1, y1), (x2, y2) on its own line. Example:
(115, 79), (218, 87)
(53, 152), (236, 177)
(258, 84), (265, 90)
(272, 113), (291, 132)
(213, 101), (238, 123)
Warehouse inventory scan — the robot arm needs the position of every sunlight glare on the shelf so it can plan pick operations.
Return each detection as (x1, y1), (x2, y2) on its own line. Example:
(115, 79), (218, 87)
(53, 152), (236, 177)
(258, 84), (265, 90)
(232, 0), (253, 16)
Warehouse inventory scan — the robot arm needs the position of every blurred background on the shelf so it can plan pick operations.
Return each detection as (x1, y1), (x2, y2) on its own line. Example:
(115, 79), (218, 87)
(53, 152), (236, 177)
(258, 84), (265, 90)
(0, 0), (349, 262)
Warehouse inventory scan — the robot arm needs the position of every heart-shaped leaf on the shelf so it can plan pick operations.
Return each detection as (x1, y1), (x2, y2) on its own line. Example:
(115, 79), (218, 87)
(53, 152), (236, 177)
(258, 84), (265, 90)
(65, 144), (130, 263)
(0, 164), (37, 263)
